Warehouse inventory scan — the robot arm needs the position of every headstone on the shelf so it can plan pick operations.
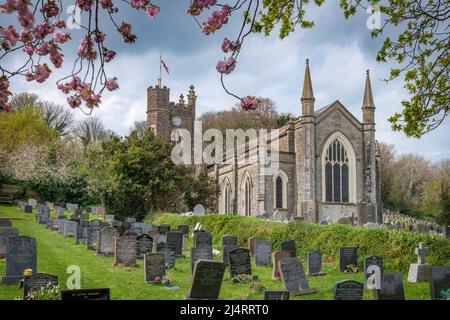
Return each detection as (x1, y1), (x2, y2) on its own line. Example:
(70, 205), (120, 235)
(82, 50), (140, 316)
(254, 239), (272, 266)
(429, 266), (450, 300)
(228, 248), (252, 280)
(339, 247), (358, 272)
(95, 206), (106, 217)
(158, 224), (171, 235)
(363, 256), (383, 285)
(407, 242), (432, 282)
(24, 205), (33, 213)
(75, 226), (88, 244)
(91, 220), (102, 228)
(136, 234), (153, 258)
(28, 199), (37, 208)
(128, 222), (143, 236)
(96, 227), (118, 256)
(105, 215), (114, 224)
(144, 253), (166, 282)
(57, 207), (65, 218)
(280, 240), (296, 257)
(222, 235), (238, 265)
(193, 204), (205, 215)
(272, 251), (291, 280)
(86, 227), (100, 250)
(63, 220), (78, 238)
(0, 227), (19, 258)
(0, 218), (12, 228)
(279, 257), (316, 295)
(307, 252), (326, 276)
(61, 288), (110, 300)
(262, 290), (290, 300)
(373, 273), (405, 300)
(114, 236), (137, 267)
(1, 236), (37, 284)
(167, 231), (183, 257)
(141, 224), (157, 235)
(333, 280), (364, 300)
(162, 243), (176, 269)
(154, 234), (167, 249)
(125, 217), (136, 224)
(186, 260), (225, 300)
(23, 273), (58, 298)
(50, 219), (60, 231)
(57, 219), (67, 233)
(248, 236), (258, 256)
(178, 225), (190, 235)
(194, 231), (212, 248)
(190, 246), (213, 275)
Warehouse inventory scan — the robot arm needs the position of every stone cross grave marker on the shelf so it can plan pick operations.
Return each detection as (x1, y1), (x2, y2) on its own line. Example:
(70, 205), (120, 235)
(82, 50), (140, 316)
(279, 257), (316, 295)
(408, 242), (432, 283)
(280, 240), (296, 257)
(229, 248), (252, 281)
(186, 260), (225, 300)
(96, 227), (118, 256)
(114, 236), (137, 267)
(23, 273), (58, 298)
(2, 236), (37, 284)
(272, 251), (291, 280)
(144, 253), (166, 282)
(416, 242), (428, 264)
(339, 247), (358, 272)
(254, 239), (272, 266)
(333, 279), (364, 300)
(190, 246), (213, 275)
(373, 273), (405, 300)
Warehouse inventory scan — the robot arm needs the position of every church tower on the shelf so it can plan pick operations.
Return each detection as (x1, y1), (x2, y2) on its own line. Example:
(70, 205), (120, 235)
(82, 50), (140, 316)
(295, 59), (317, 222)
(360, 70), (378, 224)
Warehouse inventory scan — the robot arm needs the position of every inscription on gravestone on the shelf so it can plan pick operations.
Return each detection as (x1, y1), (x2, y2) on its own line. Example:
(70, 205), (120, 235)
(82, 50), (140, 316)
(23, 273), (58, 297)
(136, 234), (153, 258)
(307, 252), (325, 275)
(279, 257), (316, 295)
(254, 240), (272, 266)
(167, 231), (183, 257)
(333, 280), (364, 300)
(262, 290), (290, 300)
(228, 248), (252, 280)
(194, 232), (212, 248)
(63, 221), (78, 238)
(162, 243), (176, 269)
(114, 236), (137, 267)
(2, 236), (37, 284)
(186, 260), (225, 300)
(339, 247), (358, 272)
(144, 253), (166, 282)
(190, 246), (213, 275)
(96, 227), (118, 256)
(61, 288), (110, 300)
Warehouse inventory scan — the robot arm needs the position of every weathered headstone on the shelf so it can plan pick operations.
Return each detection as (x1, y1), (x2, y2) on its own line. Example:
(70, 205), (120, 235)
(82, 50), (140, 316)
(229, 248), (252, 281)
(57, 219), (67, 233)
(96, 227), (118, 256)
(75, 226), (88, 244)
(24, 205), (33, 213)
(222, 234), (238, 266)
(61, 288), (110, 300)
(0, 218), (12, 228)
(248, 236), (258, 256)
(186, 260), (225, 300)
(114, 236), (137, 267)
(167, 231), (183, 258)
(144, 253), (166, 282)
(63, 220), (78, 238)
(28, 199), (37, 208)
(262, 290), (290, 300)
(429, 266), (450, 300)
(162, 243), (176, 269)
(279, 257), (316, 295)
(333, 280), (364, 300)
(23, 273), (58, 298)
(127, 222), (143, 236)
(339, 247), (358, 272)
(194, 231), (212, 248)
(254, 239), (272, 266)
(373, 273), (405, 300)
(307, 252), (326, 276)
(280, 240), (296, 257)
(2, 236), (37, 284)
(86, 227), (100, 250)
(56, 207), (65, 219)
(272, 251), (291, 280)
(178, 225), (190, 235)
(190, 246), (213, 275)
(136, 234), (153, 258)
(363, 256), (383, 285)
(125, 217), (137, 224)
(408, 242), (432, 283)
(0, 227), (19, 258)
(158, 224), (171, 235)
(105, 215), (114, 224)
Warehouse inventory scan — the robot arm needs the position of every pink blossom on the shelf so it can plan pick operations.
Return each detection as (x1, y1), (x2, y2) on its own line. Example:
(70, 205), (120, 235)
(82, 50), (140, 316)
(42, 0), (59, 17)
(241, 96), (260, 111)
(1, 26), (19, 47)
(26, 64), (52, 83)
(131, 0), (148, 9)
(202, 5), (230, 35)
(216, 57), (236, 74)
(35, 42), (50, 56)
(188, 0), (217, 16)
(105, 77), (119, 91)
(67, 96), (81, 108)
(103, 48), (116, 62)
(146, 5), (160, 17)
(84, 93), (101, 108)
(0, 76), (12, 111)
(94, 31), (105, 43)
(57, 82), (72, 94)
(24, 44), (35, 55)
(118, 23), (136, 43)
(33, 22), (55, 40)
(76, 0), (94, 11)
(55, 20), (66, 29)
(18, 10), (35, 29)
(53, 32), (71, 44)
(221, 38), (241, 53)
(77, 37), (97, 60)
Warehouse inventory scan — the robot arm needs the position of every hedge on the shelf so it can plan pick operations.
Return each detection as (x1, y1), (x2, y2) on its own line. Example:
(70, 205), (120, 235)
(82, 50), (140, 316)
(146, 213), (450, 272)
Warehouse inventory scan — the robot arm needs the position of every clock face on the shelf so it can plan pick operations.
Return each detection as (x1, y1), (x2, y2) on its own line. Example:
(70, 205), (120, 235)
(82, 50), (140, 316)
(172, 116), (182, 127)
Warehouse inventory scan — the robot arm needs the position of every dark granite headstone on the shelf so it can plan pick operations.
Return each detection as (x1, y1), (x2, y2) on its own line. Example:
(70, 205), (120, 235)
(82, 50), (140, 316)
(24, 205), (33, 213)
(162, 243), (176, 269)
(178, 225), (190, 235)
(0, 218), (12, 228)
(254, 239), (272, 266)
(136, 234), (153, 258)
(2, 236), (37, 284)
(280, 240), (296, 257)
(194, 231), (212, 247)
(373, 272), (405, 300)
(114, 236), (137, 267)
(262, 290), (290, 300)
(272, 251), (291, 280)
(63, 220), (78, 238)
(86, 227), (100, 250)
(430, 266), (450, 300)
(144, 253), (166, 282)
(333, 280), (364, 300)
(75, 226), (88, 244)
(186, 260), (225, 300)
(23, 273), (58, 297)
(339, 247), (358, 272)
(96, 227), (118, 256)
(0, 227), (19, 257)
(61, 288), (110, 300)
(229, 247), (252, 280)
(222, 244), (238, 266)
(307, 252), (324, 275)
(190, 246), (213, 275)
(158, 224), (171, 235)
(279, 257), (316, 295)
(167, 231), (183, 257)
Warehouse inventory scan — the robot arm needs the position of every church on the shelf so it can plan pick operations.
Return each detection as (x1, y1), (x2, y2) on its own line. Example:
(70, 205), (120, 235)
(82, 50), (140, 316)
(146, 60), (382, 225)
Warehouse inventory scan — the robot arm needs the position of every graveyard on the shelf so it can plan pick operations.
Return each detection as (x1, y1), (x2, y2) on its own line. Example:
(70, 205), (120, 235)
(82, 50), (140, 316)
(1, 204), (449, 300)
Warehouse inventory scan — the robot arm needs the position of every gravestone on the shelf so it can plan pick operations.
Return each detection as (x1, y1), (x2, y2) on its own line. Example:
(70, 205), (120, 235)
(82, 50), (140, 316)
(272, 251), (291, 280)
(279, 257), (316, 295)
(248, 236), (258, 256)
(429, 266), (450, 300)
(57, 219), (67, 234)
(186, 260), (225, 300)
(36, 213), (50, 225)
(178, 225), (190, 235)
(363, 256), (384, 286)
(167, 231), (183, 258)
(56, 208), (65, 219)
(61, 288), (110, 300)
(280, 240), (297, 257)
(154, 234), (167, 250)
(86, 227), (100, 250)
(333, 280), (364, 300)
(23, 273), (58, 298)
(307, 252), (326, 276)
(125, 217), (137, 224)
(105, 215), (114, 224)
(28, 199), (37, 208)
(222, 235), (238, 266)
(144, 253), (166, 282)
(162, 243), (176, 269)
(158, 224), (171, 235)
(136, 234), (153, 258)
(91, 220), (102, 228)
(0, 218), (12, 228)
(128, 222), (143, 236)
(228, 248), (252, 280)
(408, 242), (432, 282)
(24, 205), (33, 213)
(0, 227), (19, 258)
(50, 219), (60, 231)
(75, 226), (88, 244)
(95, 206), (106, 217)
(2, 236), (37, 284)
(262, 290), (290, 300)
(373, 272), (405, 300)
(141, 224), (157, 235)
(339, 247), (358, 272)
(96, 227), (118, 256)
(194, 231), (212, 248)
(190, 246), (213, 275)
(63, 220), (78, 238)
(114, 236), (137, 267)
(156, 241), (166, 253)
(254, 240), (272, 266)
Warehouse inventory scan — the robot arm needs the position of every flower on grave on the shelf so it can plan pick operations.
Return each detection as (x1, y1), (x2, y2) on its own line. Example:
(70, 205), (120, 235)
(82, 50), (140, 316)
(23, 269), (33, 277)
(162, 276), (171, 287)
(440, 288), (450, 300)
(154, 276), (161, 282)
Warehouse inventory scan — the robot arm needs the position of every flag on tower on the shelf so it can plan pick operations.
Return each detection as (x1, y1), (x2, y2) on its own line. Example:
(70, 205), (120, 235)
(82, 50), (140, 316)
(160, 56), (170, 74)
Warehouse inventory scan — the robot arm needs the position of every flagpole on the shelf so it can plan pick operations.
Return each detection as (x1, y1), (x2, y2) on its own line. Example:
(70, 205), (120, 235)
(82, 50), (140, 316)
(158, 54), (162, 87)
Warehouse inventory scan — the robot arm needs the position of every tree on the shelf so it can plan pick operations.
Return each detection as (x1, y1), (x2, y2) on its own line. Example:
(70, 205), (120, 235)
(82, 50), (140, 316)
(38, 101), (74, 136)
(73, 116), (114, 148)
(130, 120), (148, 137)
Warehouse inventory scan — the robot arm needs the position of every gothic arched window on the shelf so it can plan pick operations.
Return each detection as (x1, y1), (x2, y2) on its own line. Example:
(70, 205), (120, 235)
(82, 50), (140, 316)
(276, 177), (283, 208)
(222, 180), (231, 214)
(273, 171), (288, 209)
(243, 176), (251, 216)
(322, 133), (356, 203)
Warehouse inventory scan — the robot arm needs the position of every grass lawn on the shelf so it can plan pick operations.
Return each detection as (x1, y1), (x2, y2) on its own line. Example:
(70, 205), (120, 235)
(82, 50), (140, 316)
(0, 205), (431, 300)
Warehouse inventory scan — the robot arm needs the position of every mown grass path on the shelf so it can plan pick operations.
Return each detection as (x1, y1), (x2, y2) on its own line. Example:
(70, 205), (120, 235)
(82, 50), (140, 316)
(0, 205), (430, 300)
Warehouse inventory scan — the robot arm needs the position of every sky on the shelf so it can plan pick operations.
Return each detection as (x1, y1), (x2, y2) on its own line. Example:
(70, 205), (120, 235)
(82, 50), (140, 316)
(4, 1), (449, 162)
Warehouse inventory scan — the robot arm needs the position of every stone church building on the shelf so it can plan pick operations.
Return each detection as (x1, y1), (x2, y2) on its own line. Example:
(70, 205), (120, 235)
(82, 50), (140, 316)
(147, 61), (382, 225)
